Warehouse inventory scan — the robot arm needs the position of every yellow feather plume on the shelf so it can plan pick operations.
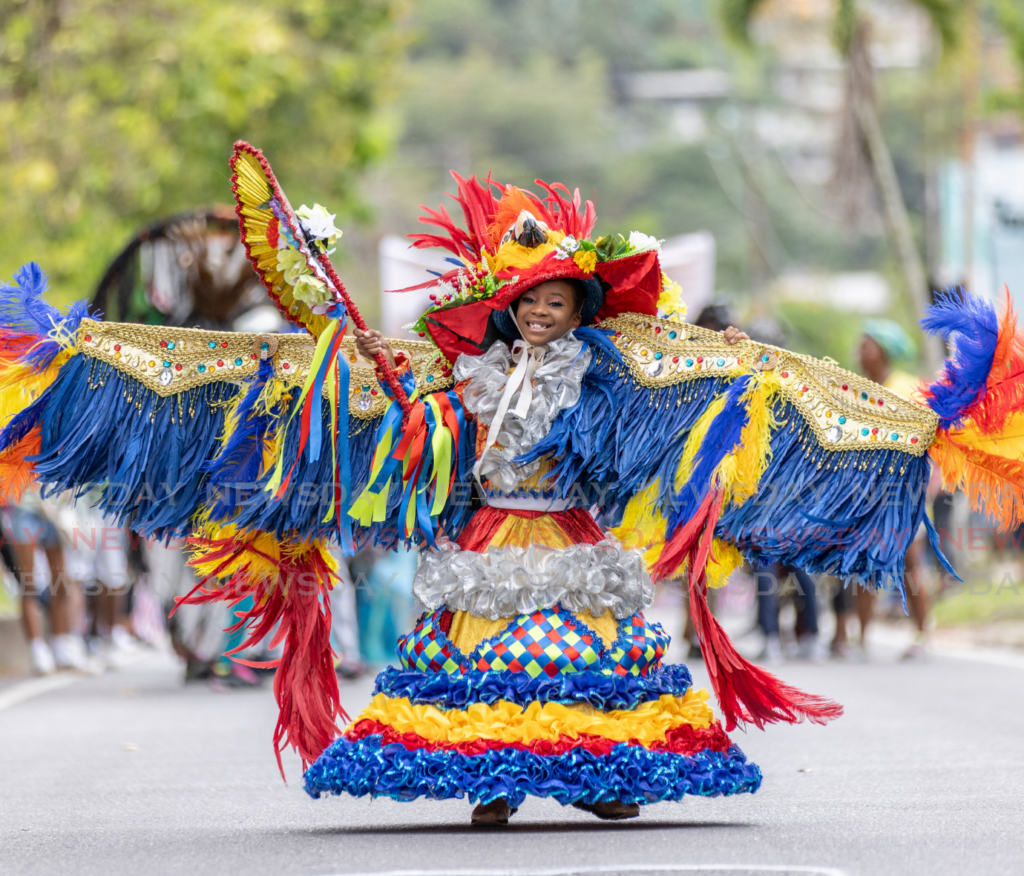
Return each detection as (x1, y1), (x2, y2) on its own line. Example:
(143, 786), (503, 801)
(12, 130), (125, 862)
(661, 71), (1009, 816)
(707, 538), (745, 589)
(0, 350), (70, 430)
(716, 371), (780, 506)
(929, 410), (1024, 529)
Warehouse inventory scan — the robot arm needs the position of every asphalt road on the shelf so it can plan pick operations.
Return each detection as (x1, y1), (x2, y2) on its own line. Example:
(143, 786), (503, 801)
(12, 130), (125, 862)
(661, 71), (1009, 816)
(1, 641), (1022, 876)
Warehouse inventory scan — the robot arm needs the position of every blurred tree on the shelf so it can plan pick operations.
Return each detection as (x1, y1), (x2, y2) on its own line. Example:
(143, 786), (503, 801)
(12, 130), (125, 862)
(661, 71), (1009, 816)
(718, 0), (959, 369)
(0, 0), (408, 303)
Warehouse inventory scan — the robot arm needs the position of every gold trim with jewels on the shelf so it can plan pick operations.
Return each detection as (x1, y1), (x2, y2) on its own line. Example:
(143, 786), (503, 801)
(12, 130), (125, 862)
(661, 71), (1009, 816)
(601, 313), (938, 457)
(75, 319), (454, 419)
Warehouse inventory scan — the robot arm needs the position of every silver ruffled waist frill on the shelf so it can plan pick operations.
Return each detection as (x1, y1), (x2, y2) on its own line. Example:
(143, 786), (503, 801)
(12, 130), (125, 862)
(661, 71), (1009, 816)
(412, 540), (655, 621)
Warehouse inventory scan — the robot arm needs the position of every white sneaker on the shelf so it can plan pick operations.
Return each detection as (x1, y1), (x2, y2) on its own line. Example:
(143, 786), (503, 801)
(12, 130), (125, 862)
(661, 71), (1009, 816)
(797, 633), (825, 662)
(758, 633), (783, 664)
(30, 638), (57, 675)
(51, 634), (89, 671)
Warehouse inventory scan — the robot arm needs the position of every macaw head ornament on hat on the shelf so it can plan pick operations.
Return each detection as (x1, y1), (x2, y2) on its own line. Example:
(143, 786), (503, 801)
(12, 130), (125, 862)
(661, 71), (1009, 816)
(398, 173), (685, 363)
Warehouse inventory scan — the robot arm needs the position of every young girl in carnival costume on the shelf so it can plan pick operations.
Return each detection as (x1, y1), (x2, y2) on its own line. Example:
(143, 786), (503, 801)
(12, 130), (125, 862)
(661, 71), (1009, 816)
(1, 142), (1022, 825)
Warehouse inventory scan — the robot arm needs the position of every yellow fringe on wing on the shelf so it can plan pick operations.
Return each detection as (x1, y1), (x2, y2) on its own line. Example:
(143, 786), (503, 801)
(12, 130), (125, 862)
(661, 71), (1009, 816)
(187, 520), (338, 583)
(716, 371), (781, 507)
(674, 392), (728, 491)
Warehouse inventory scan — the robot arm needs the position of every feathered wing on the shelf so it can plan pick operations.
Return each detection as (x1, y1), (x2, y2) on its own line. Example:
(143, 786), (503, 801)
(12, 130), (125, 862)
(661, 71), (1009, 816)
(522, 316), (946, 730)
(0, 269), (350, 772)
(525, 319), (938, 584)
(921, 287), (1024, 530)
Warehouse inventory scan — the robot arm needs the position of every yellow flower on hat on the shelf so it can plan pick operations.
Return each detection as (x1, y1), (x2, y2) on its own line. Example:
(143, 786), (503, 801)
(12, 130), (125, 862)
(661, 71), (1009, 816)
(573, 250), (597, 273)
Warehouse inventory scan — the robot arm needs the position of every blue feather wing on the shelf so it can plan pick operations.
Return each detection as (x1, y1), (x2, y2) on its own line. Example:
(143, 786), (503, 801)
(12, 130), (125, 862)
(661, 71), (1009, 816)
(522, 325), (935, 587)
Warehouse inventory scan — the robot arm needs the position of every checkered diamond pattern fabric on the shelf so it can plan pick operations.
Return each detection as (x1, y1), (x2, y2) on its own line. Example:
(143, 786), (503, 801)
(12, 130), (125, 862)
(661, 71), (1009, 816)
(606, 614), (670, 676)
(472, 608), (602, 678)
(397, 609), (468, 675)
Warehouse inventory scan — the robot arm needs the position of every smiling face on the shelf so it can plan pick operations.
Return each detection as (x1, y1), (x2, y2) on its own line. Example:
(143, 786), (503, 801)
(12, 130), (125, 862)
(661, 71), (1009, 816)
(513, 280), (583, 346)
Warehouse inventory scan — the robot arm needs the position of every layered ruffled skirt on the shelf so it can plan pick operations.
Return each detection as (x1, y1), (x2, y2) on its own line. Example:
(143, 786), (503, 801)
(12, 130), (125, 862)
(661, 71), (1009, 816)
(304, 506), (762, 807)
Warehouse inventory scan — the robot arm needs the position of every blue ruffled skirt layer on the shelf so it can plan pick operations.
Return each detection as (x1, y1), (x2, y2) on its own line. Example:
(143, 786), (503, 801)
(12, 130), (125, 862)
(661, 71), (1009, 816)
(303, 605), (762, 807)
(304, 734), (761, 807)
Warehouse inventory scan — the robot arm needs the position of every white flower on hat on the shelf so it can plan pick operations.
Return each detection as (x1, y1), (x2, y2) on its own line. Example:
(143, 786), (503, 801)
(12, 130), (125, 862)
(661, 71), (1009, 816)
(628, 231), (662, 252)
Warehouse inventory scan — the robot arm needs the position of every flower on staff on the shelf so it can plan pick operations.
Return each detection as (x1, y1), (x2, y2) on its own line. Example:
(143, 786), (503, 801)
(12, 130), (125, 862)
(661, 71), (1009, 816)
(297, 203), (343, 246)
(292, 273), (329, 306)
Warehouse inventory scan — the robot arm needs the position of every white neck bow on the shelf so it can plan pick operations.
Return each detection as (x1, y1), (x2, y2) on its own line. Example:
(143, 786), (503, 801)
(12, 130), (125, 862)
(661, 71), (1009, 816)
(474, 339), (547, 483)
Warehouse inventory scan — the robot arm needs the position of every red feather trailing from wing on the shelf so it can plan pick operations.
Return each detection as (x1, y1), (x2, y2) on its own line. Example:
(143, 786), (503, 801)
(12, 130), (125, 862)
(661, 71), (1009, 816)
(176, 532), (344, 778)
(668, 486), (844, 731)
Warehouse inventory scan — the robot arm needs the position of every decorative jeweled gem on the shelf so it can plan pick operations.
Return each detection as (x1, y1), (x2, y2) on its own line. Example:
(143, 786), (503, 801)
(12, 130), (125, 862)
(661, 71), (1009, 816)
(910, 436), (919, 444)
(197, 364), (206, 372)
(861, 428), (869, 436)
(842, 384), (848, 391)
(827, 425), (842, 443)
(163, 360), (171, 368)
(716, 358), (725, 367)
(669, 331), (677, 339)
(167, 342), (175, 350)
(654, 352), (662, 360)
(84, 335), (92, 342)
(235, 358), (242, 366)
(217, 360), (224, 367)
(159, 369), (173, 386)
(208, 342), (216, 349)
(838, 416), (846, 424)
(762, 354), (770, 362)
(686, 359), (693, 367)
(221, 341), (228, 348)
(282, 363), (290, 369)
(891, 432), (899, 440)
(175, 364), (182, 371)
(426, 375), (434, 383)
(871, 428), (878, 435)
(645, 360), (663, 377)
(113, 344), (121, 352)
(861, 391), (867, 399)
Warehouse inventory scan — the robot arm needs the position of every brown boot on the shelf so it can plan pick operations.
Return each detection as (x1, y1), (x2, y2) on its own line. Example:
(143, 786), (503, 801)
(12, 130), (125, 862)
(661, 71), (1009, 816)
(471, 797), (518, 826)
(572, 799), (640, 820)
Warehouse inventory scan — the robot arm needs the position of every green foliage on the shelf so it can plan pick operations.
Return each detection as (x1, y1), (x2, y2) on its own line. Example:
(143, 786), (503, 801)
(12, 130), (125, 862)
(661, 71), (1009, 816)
(716, 0), (767, 47)
(0, 0), (407, 303)
(992, 0), (1024, 114)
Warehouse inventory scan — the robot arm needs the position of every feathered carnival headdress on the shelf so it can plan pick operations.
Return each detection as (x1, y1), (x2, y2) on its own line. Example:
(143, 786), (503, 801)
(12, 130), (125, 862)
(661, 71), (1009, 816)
(397, 173), (685, 363)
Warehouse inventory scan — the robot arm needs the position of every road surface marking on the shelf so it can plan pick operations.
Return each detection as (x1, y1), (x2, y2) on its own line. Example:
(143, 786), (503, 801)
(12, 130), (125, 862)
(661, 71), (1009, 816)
(318, 864), (845, 876)
(0, 674), (76, 712)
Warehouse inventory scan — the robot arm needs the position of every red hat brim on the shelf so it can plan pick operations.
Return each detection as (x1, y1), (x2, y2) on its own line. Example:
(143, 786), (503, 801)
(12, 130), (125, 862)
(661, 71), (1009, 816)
(420, 250), (662, 363)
